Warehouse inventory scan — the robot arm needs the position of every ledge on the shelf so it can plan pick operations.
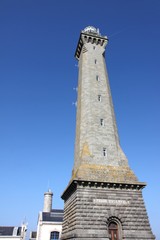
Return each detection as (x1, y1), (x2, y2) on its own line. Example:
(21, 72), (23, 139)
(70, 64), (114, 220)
(61, 179), (146, 200)
(75, 32), (108, 60)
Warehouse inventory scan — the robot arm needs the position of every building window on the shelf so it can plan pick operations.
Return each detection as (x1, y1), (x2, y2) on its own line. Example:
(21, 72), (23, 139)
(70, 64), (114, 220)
(50, 231), (60, 240)
(96, 75), (99, 81)
(100, 119), (104, 126)
(93, 46), (96, 49)
(103, 148), (107, 157)
(95, 59), (97, 64)
(98, 95), (101, 101)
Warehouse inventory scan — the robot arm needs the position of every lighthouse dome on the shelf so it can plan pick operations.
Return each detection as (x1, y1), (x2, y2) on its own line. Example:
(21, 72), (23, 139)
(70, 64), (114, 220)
(83, 26), (99, 35)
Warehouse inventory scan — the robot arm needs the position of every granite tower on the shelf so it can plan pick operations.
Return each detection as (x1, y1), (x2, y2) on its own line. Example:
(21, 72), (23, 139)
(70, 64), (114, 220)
(61, 26), (155, 240)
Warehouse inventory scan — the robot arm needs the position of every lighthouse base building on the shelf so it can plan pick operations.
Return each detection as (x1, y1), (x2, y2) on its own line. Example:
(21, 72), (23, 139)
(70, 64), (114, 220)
(62, 180), (154, 240)
(61, 26), (155, 240)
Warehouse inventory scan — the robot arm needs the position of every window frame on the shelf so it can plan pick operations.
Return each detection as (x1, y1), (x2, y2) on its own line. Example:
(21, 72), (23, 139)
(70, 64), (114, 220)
(50, 231), (60, 240)
(98, 95), (101, 102)
(100, 118), (104, 126)
(96, 75), (99, 81)
(103, 148), (107, 156)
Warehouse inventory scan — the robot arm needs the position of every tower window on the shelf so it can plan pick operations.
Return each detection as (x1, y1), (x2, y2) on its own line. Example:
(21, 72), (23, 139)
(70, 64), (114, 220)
(93, 46), (96, 50)
(100, 119), (104, 126)
(96, 75), (99, 81)
(103, 148), (107, 157)
(95, 59), (97, 64)
(98, 95), (101, 101)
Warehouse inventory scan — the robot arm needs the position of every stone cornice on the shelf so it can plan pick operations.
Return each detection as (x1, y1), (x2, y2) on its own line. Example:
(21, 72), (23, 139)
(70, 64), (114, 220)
(75, 32), (108, 60)
(61, 179), (146, 200)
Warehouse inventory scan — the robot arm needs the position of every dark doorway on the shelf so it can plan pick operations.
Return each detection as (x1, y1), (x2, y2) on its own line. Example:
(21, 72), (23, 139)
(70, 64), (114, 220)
(108, 222), (119, 240)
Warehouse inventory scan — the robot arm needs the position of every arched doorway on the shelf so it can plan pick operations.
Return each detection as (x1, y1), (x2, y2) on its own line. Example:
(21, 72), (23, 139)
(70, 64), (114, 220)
(108, 221), (119, 240)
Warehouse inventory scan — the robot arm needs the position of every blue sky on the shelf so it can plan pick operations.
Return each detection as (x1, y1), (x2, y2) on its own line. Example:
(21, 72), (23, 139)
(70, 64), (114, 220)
(0, 0), (159, 239)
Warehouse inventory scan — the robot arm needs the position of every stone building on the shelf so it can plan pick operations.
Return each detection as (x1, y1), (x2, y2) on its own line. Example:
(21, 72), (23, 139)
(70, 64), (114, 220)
(61, 26), (155, 239)
(0, 224), (27, 240)
(31, 190), (63, 240)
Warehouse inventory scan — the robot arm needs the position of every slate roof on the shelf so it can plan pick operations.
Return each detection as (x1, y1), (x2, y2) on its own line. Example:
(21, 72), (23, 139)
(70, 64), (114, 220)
(42, 209), (63, 222)
(0, 226), (21, 236)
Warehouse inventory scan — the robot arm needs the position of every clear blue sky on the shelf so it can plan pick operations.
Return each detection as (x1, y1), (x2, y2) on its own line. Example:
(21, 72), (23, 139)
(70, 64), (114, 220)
(0, 0), (159, 239)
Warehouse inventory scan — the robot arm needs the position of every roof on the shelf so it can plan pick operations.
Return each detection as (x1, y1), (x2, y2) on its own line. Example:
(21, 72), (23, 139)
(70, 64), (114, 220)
(51, 209), (63, 213)
(42, 209), (63, 222)
(0, 227), (21, 236)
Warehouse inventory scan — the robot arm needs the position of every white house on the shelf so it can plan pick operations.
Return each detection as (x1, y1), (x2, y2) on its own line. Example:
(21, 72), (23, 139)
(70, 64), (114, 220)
(30, 190), (63, 240)
(0, 224), (27, 240)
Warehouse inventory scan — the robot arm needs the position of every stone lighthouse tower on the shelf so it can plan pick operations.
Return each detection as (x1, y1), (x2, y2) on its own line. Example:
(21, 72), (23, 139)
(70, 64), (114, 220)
(61, 26), (155, 240)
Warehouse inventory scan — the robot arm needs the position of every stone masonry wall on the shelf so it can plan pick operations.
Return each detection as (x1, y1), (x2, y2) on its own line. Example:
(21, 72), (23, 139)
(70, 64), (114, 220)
(74, 36), (131, 177)
(61, 184), (155, 240)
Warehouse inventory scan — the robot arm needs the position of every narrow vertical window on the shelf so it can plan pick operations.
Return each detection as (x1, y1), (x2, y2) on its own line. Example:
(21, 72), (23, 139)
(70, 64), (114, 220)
(103, 148), (107, 157)
(96, 75), (99, 81)
(98, 95), (101, 102)
(100, 119), (104, 126)
(93, 46), (96, 50)
(95, 59), (97, 64)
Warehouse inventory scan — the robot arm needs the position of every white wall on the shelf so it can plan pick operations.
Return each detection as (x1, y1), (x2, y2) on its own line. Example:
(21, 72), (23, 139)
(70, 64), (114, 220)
(37, 222), (62, 240)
